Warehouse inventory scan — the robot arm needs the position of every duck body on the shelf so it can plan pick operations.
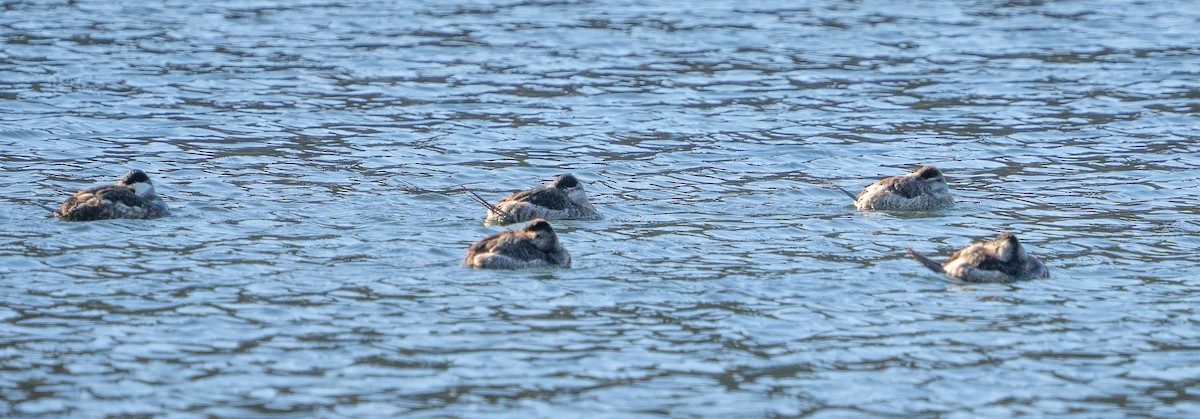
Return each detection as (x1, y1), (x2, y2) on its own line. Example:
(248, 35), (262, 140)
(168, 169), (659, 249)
(464, 218), (571, 269)
(56, 170), (170, 221)
(854, 165), (954, 211)
(484, 174), (599, 225)
(908, 233), (1049, 283)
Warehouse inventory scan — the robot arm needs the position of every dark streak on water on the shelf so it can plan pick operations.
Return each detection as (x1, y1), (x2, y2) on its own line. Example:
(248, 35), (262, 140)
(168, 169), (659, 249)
(2, 0), (1200, 416)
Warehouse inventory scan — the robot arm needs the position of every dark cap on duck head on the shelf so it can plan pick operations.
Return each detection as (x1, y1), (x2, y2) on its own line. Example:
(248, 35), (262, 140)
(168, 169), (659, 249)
(916, 166), (942, 179)
(551, 174), (579, 189)
(525, 218), (555, 233)
(119, 170), (151, 185)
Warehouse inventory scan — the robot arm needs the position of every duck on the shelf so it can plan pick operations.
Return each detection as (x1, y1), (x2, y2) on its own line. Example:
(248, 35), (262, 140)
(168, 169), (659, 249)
(55, 169), (170, 221)
(847, 165), (954, 211)
(468, 173), (600, 225)
(908, 232), (1049, 282)
(464, 218), (571, 269)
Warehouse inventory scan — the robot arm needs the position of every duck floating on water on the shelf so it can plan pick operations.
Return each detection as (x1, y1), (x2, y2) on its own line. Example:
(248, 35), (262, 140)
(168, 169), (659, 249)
(464, 218), (571, 269)
(55, 170), (170, 221)
(468, 173), (600, 225)
(908, 232), (1049, 282)
(847, 165), (954, 211)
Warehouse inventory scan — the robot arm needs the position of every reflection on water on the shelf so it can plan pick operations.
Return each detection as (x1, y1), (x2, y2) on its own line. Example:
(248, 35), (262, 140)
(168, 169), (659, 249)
(3, 0), (1200, 416)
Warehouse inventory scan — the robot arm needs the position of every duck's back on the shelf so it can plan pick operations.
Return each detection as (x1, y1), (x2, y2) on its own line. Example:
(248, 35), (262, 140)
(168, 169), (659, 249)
(465, 230), (568, 269)
(57, 186), (162, 221)
(500, 187), (572, 210)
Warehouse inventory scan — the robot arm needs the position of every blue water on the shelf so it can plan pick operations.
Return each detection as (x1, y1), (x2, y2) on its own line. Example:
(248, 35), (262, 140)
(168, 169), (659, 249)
(3, 0), (1200, 416)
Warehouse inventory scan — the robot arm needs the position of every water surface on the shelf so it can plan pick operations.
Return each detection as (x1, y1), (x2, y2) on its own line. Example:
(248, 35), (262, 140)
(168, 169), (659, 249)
(3, 0), (1200, 416)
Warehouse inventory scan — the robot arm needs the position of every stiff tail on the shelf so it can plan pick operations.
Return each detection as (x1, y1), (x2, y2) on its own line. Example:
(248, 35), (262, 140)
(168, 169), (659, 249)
(460, 186), (511, 219)
(39, 204), (58, 215)
(815, 179), (858, 202)
(907, 248), (944, 274)
(837, 187), (857, 201)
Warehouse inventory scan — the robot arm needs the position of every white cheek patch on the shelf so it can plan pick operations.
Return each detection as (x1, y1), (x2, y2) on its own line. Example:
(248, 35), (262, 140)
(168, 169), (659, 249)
(129, 182), (152, 197)
(568, 188), (587, 201)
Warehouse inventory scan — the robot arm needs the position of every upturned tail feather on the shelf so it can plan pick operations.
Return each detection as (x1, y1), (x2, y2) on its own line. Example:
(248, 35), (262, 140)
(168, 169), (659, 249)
(460, 186), (512, 219)
(837, 187), (857, 201)
(907, 248), (944, 273)
(815, 178), (858, 201)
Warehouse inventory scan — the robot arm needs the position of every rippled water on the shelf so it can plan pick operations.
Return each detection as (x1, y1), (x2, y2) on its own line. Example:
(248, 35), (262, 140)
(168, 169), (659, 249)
(3, 0), (1200, 416)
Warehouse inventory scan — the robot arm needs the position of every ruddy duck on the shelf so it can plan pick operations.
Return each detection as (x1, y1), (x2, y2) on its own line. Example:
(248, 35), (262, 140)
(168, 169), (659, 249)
(464, 218), (571, 269)
(55, 170), (170, 221)
(849, 165), (953, 211)
(908, 232), (1049, 282)
(469, 174), (600, 225)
